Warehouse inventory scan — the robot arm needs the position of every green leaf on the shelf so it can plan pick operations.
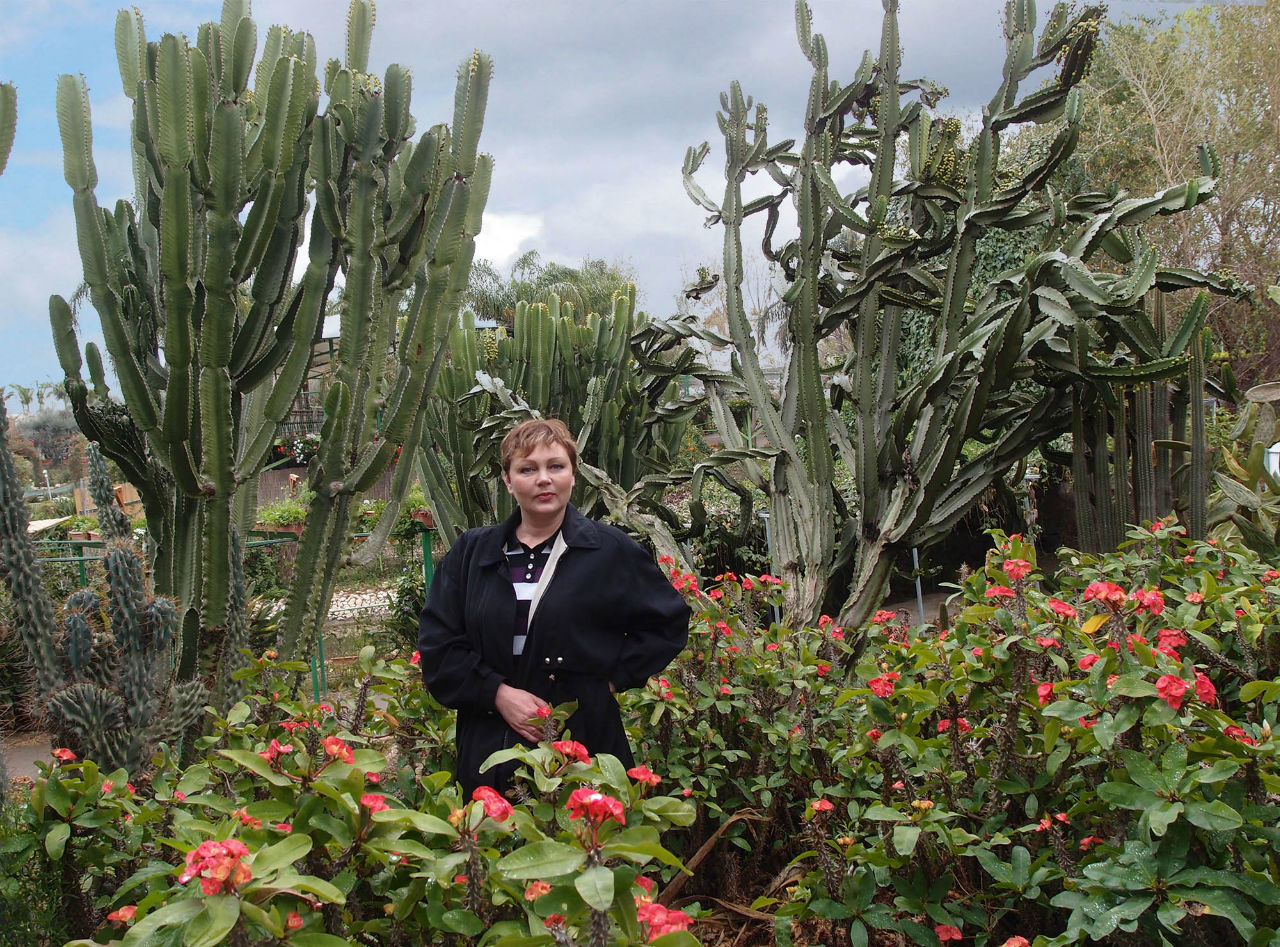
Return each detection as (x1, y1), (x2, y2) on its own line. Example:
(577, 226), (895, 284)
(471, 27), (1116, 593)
(372, 807), (457, 837)
(44, 822), (70, 860)
(1238, 681), (1280, 703)
(575, 865), (615, 910)
(640, 796), (696, 826)
(249, 834), (312, 878)
(442, 909), (485, 936)
(121, 899), (205, 945)
(849, 919), (869, 947)
(218, 749), (294, 786)
(862, 804), (906, 822)
(893, 824), (921, 856)
(291, 935), (362, 947)
(1145, 800), (1184, 837)
(1097, 782), (1161, 811)
(44, 776), (72, 819)
(1184, 800), (1243, 831)
(497, 841), (586, 879)
(185, 895), (241, 947)
(651, 931), (700, 947)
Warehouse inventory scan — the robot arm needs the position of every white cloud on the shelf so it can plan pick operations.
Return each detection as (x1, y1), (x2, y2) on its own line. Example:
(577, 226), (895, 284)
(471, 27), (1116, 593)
(474, 212), (543, 269)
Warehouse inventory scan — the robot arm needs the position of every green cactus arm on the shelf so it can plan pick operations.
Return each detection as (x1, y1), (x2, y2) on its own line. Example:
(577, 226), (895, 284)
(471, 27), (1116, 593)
(451, 51), (491, 178)
(0, 83), (15, 178)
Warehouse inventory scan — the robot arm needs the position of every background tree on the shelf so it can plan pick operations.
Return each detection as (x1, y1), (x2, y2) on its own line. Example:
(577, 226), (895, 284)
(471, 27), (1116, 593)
(464, 252), (636, 328)
(1082, 3), (1280, 387)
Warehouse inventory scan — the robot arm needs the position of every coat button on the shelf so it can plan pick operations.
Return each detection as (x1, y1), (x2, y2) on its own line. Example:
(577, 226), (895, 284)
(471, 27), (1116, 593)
(544, 657), (551, 665)
(556, 656), (563, 664)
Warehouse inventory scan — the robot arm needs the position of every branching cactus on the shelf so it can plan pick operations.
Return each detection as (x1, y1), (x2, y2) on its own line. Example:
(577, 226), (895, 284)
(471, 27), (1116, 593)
(0, 80), (16, 804)
(0, 401), (206, 773)
(413, 288), (736, 549)
(50, 0), (491, 665)
(682, 0), (1237, 634)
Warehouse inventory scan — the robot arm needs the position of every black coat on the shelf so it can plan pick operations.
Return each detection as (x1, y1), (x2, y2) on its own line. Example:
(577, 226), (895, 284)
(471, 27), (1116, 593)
(417, 504), (690, 796)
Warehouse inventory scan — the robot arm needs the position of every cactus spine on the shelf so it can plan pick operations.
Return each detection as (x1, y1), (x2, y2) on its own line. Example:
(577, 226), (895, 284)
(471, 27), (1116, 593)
(51, 1), (491, 666)
(684, 0), (1232, 633)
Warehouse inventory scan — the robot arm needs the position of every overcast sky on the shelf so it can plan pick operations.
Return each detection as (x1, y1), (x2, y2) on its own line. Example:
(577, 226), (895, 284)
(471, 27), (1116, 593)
(0, 0), (1201, 409)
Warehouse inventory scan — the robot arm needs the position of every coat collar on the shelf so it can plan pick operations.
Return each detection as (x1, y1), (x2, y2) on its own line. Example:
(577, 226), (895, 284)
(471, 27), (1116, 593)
(476, 503), (600, 566)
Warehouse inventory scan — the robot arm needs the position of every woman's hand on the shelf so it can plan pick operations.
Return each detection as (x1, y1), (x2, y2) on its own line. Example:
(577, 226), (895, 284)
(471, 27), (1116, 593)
(495, 683), (549, 743)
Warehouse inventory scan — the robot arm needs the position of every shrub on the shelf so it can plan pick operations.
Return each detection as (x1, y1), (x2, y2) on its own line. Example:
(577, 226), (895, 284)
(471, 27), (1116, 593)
(255, 491), (315, 528)
(636, 525), (1280, 946)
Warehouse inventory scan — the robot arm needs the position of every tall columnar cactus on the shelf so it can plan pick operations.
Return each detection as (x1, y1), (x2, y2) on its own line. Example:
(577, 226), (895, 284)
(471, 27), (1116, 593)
(0, 81), (16, 804)
(681, 0), (1235, 633)
(51, 0), (491, 665)
(412, 288), (735, 549)
(87, 442), (133, 542)
(0, 400), (206, 773)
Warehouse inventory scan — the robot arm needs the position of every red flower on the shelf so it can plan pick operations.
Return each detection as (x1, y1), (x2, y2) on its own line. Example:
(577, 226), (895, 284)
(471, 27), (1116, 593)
(545, 914), (567, 928)
(1130, 587), (1165, 615)
(101, 780), (114, 793)
(938, 718), (971, 734)
(179, 839), (252, 896)
(106, 905), (137, 923)
(1155, 674), (1189, 710)
(1078, 716), (1097, 729)
(274, 822), (293, 833)
(1264, 569), (1279, 581)
(1156, 628), (1187, 648)
(1080, 835), (1102, 850)
(524, 880), (552, 901)
(715, 620), (732, 637)
(658, 554), (674, 566)
(1048, 598), (1078, 618)
(985, 585), (1016, 599)
(1003, 558), (1032, 581)
(173, 791), (186, 802)
(566, 787), (626, 825)
(766, 643), (779, 651)
(1126, 634), (1148, 651)
(811, 798), (834, 812)
(234, 808), (263, 829)
(627, 765), (661, 787)
(360, 793), (389, 813)
(409, 651), (421, 665)
(1035, 635), (1060, 649)
(51, 747), (76, 762)
(1186, 592), (1204, 603)
(868, 672), (900, 698)
(636, 876), (656, 896)
(1194, 672), (1217, 706)
(637, 900), (693, 939)
(551, 740), (591, 765)
(818, 614), (834, 628)
(1225, 725), (1257, 746)
(935, 924), (963, 941)
(741, 578), (754, 590)
(1077, 653), (1100, 671)
(1002, 938), (1031, 947)
(1083, 581), (1127, 607)
(321, 736), (354, 764)
(816, 663), (831, 677)
(871, 609), (897, 624)
(708, 588), (723, 600)
(1037, 681), (1055, 706)
(286, 912), (304, 931)
(867, 728), (882, 744)
(472, 785), (514, 823)
(971, 647), (984, 657)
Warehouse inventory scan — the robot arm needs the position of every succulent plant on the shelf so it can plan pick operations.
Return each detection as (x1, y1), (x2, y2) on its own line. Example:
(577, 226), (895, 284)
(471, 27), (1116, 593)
(682, 0), (1236, 634)
(49, 0), (491, 666)
(0, 400), (207, 773)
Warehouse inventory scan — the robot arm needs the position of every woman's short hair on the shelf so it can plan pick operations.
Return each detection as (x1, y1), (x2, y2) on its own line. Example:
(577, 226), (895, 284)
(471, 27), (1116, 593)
(500, 418), (578, 473)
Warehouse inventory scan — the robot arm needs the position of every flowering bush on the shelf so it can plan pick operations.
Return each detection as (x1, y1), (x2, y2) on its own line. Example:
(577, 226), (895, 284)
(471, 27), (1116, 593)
(8, 523), (1280, 946)
(633, 527), (1280, 945)
(9, 647), (695, 946)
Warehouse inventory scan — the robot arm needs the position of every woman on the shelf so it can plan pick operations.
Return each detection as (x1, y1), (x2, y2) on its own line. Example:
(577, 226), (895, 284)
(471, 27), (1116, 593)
(417, 418), (690, 796)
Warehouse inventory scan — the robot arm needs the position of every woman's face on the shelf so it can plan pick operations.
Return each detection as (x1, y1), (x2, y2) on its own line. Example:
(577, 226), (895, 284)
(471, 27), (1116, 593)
(503, 442), (575, 522)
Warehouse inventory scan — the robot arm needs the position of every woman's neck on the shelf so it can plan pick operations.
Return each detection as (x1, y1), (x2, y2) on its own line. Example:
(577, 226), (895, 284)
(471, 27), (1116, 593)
(516, 511), (565, 547)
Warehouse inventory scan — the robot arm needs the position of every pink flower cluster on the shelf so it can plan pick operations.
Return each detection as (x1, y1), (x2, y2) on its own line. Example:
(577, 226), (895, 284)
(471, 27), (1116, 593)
(566, 787), (626, 825)
(472, 786), (513, 823)
(868, 671), (900, 698)
(636, 899), (693, 940)
(178, 839), (252, 895)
